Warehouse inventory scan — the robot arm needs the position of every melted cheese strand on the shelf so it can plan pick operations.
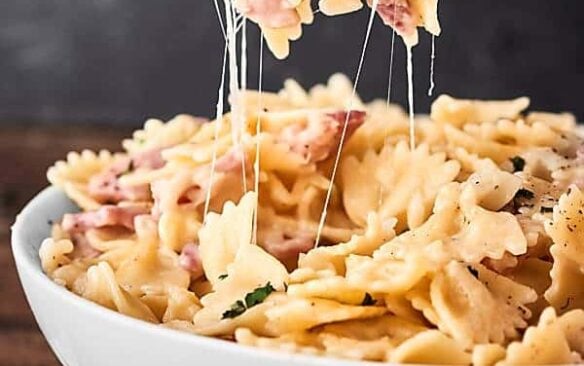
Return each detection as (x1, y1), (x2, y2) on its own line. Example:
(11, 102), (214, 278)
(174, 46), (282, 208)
(428, 35), (436, 96)
(223, 0), (241, 145)
(252, 33), (264, 245)
(315, 0), (379, 247)
(386, 11), (397, 106)
(406, 44), (415, 150)
(379, 26), (397, 209)
(203, 44), (229, 221)
(239, 17), (248, 193)
(212, 0), (227, 40)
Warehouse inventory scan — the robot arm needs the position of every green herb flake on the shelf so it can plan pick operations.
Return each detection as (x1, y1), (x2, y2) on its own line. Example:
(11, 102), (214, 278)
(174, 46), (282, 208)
(245, 282), (275, 308)
(218, 274), (228, 280)
(221, 300), (246, 319)
(361, 293), (377, 306)
(510, 156), (526, 172)
(221, 282), (275, 320)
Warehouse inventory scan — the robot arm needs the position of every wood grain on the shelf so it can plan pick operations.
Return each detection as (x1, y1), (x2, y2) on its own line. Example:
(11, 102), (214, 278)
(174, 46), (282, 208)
(0, 124), (132, 366)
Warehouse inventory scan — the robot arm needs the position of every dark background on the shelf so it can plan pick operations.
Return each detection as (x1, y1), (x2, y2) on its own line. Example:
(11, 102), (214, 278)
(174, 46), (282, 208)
(1, 0), (584, 126)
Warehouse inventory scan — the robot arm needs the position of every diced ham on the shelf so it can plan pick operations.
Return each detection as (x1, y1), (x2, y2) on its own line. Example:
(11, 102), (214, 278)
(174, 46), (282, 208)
(88, 158), (151, 203)
(132, 147), (165, 170)
(262, 230), (314, 261)
(179, 243), (204, 279)
(278, 110), (366, 163)
(236, 0), (300, 28)
(62, 205), (150, 233)
(374, 0), (418, 37)
(70, 233), (101, 259)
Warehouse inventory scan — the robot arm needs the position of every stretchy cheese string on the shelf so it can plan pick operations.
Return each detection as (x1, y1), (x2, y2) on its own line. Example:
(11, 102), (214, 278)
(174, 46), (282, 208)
(406, 44), (415, 150)
(239, 17), (248, 193)
(204, 43), (229, 221)
(204, 0), (237, 220)
(212, 0), (227, 40)
(428, 34), (436, 96)
(385, 11), (397, 107)
(315, 0), (380, 247)
(252, 32), (264, 245)
(379, 4), (398, 209)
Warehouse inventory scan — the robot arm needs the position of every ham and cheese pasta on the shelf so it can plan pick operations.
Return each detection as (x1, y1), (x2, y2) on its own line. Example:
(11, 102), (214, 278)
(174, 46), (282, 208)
(41, 74), (584, 364)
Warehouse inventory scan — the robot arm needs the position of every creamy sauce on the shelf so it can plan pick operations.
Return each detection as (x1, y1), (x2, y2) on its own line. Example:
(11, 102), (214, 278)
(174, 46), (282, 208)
(315, 0), (380, 247)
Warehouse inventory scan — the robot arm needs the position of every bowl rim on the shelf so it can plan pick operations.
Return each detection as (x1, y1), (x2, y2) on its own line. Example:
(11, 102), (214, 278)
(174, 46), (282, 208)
(11, 186), (382, 366)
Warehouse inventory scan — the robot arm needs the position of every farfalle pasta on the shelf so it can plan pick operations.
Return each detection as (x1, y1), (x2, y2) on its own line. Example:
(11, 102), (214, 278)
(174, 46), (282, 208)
(41, 74), (584, 364)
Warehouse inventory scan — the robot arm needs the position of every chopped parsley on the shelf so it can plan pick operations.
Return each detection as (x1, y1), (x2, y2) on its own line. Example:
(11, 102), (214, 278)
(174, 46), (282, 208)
(245, 283), (275, 308)
(221, 282), (275, 319)
(221, 300), (246, 319)
(510, 156), (526, 172)
(361, 293), (377, 306)
(467, 266), (479, 279)
(218, 274), (228, 280)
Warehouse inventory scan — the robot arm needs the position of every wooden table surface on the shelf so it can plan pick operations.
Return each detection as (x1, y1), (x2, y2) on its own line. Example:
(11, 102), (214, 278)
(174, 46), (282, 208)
(0, 124), (133, 366)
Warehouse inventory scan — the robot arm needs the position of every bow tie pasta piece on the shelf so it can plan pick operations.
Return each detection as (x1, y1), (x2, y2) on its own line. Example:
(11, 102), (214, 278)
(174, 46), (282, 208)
(83, 261), (158, 323)
(158, 205), (202, 252)
(443, 124), (522, 164)
(388, 329), (471, 365)
(193, 242), (288, 335)
(341, 141), (460, 230)
(430, 262), (536, 348)
(193, 193), (288, 335)
(317, 315), (427, 346)
(114, 216), (190, 297)
(431, 95), (530, 128)
(297, 213), (395, 273)
(501, 307), (574, 365)
(47, 150), (122, 210)
(375, 164), (526, 266)
(236, 0), (313, 59)
(345, 252), (431, 295)
(122, 114), (204, 154)
(198, 193), (256, 286)
(286, 214), (394, 304)
(544, 187), (584, 313)
(265, 297), (386, 334)
(279, 74), (365, 110)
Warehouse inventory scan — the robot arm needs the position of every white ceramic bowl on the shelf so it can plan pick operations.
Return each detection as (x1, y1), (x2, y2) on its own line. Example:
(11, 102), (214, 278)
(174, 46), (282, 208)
(12, 187), (383, 366)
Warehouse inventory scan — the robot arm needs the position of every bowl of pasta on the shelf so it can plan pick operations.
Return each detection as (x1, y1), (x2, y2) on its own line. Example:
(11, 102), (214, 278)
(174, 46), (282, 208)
(11, 75), (584, 365)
